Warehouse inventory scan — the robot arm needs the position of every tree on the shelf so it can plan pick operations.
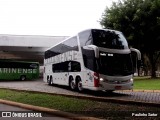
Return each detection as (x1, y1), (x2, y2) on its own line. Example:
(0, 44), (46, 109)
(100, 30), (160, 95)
(100, 0), (160, 78)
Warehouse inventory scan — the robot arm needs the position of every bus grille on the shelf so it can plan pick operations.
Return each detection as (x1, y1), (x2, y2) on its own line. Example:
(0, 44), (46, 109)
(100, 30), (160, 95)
(104, 80), (130, 84)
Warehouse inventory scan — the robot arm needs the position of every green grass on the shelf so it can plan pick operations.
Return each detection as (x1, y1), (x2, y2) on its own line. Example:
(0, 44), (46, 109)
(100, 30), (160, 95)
(0, 89), (90, 111)
(134, 77), (160, 90)
(0, 89), (159, 119)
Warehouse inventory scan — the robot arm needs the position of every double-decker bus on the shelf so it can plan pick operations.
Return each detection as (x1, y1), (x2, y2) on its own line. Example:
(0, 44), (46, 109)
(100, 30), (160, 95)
(0, 60), (39, 80)
(44, 28), (141, 92)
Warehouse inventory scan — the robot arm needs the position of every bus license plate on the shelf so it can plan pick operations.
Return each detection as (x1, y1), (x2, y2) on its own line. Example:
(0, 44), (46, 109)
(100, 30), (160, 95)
(115, 86), (122, 90)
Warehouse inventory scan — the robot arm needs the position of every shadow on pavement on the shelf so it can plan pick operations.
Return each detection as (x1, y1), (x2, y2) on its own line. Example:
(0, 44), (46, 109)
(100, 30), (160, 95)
(49, 84), (130, 97)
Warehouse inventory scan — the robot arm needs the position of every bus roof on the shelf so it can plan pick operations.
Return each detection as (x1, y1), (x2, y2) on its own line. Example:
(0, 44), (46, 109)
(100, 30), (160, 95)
(78, 28), (120, 34)
(45, 28), (122, 51)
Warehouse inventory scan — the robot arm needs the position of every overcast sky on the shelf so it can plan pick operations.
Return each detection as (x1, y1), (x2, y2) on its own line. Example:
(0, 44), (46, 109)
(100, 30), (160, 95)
(0, 0), (118, 36)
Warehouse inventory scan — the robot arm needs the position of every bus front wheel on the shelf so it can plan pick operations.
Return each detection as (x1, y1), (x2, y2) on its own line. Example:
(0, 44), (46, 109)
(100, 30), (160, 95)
(49, 76), (53, 86)
(105, 90), (114, 94)
(20, 75), (26, 81)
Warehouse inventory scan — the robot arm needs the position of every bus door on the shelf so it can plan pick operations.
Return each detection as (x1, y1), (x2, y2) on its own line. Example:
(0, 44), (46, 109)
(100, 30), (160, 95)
(82, 48), (98, 87)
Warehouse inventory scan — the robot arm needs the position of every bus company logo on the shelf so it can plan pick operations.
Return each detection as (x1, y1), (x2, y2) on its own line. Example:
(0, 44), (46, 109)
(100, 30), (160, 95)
(113, 80), (121, 84)
(45, 51), (78, 64)
(0, 68), (37, 74)
(2, 112), (11, 117)
(1, 112), (42, 118)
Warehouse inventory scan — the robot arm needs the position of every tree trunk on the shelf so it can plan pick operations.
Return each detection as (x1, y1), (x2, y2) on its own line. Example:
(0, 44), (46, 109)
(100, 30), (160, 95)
(151, 63), (156, 78)
(149, 52), (157, 78)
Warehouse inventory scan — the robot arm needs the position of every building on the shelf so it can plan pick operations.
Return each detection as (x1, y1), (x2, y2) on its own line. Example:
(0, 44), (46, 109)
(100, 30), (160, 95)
(0, 34), (68, 64)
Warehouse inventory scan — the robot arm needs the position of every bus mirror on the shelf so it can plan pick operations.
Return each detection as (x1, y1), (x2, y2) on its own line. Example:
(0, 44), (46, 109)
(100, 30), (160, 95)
(82, 46), (93, 50)
(83, 45), (99, 58)
(130, 48), (141, 75)
(130, 48), (141, 60)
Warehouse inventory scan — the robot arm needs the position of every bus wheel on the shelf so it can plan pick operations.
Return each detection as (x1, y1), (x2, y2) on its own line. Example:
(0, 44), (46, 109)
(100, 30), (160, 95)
(105, 90), (114, 94)
(47, 76), (49, 83)
(20, 75), (26, 81)
(69, 77), (75, 90)
(49, 77), (53, 86)
(77, 78), (83, 92)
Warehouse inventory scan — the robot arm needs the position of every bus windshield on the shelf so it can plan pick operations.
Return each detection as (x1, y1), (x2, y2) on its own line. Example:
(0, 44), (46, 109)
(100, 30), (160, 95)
(92, 29), (128, 49)
(99, 52), (133, 76)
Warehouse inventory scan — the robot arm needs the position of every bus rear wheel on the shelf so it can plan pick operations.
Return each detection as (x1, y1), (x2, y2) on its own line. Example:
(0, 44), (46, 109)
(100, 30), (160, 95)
(77, 77), (83, 92)
(20, 75), (26, 81)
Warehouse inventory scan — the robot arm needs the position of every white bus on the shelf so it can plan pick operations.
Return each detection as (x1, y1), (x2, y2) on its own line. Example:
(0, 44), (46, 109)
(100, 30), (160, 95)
(44, 28), (141, 92)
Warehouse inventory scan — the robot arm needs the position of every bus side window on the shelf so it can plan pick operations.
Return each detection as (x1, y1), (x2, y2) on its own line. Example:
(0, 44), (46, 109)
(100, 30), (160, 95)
(71, 61), (81, 72)
(52, 65), (55, 72)
(68, 62), (71, 72)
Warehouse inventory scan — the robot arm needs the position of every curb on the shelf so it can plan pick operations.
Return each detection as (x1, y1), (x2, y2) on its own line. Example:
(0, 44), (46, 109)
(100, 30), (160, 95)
(0, 87), (160, 108)
(120, 90), (160, 93)
(0, 99), (103, 120)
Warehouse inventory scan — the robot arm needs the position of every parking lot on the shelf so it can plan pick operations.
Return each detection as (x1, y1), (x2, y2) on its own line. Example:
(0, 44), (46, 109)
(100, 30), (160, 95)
(0, 78), (160, 104)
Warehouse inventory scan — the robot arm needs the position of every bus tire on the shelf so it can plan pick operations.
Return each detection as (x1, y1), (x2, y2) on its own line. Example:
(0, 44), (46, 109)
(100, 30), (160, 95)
(76, 77), (83, 92)
(69, 77), (75, 90)
(49, 76), (53, 86)
(20, 75), (26, 81)
(47, 76), (50, 83)
(105, 90), (114, 93)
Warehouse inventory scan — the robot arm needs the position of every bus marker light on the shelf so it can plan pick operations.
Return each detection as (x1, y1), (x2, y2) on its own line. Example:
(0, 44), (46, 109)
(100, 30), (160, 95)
(94, 72), (99, 87)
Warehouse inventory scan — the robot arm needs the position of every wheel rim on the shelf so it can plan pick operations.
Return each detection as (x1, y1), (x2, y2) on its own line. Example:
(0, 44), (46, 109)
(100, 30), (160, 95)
(50, 79), (53, 85)
(70, 81), (75, 90)
(49, 79), (52, 85)
(21, 76), (25, 81)
(78, 81), (83, 91)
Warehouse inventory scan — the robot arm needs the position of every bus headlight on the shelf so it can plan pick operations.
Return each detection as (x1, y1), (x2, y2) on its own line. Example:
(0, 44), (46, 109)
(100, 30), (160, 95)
(127, 78), (133, 83)
(100, 78), (104, 82)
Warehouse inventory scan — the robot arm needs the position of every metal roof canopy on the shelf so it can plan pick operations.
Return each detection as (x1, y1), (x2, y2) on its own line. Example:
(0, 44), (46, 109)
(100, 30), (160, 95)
(0, 34), (68, 64)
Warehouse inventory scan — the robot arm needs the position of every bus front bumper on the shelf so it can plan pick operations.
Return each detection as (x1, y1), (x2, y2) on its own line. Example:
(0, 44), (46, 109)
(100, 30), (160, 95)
(98, 81), (133, 91)
(87, 80), (133, 91)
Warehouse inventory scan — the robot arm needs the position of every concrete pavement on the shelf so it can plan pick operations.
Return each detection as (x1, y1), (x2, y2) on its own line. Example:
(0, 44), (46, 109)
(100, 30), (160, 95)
(0, 79), (159, 105)
(0, 78), (159, 120)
